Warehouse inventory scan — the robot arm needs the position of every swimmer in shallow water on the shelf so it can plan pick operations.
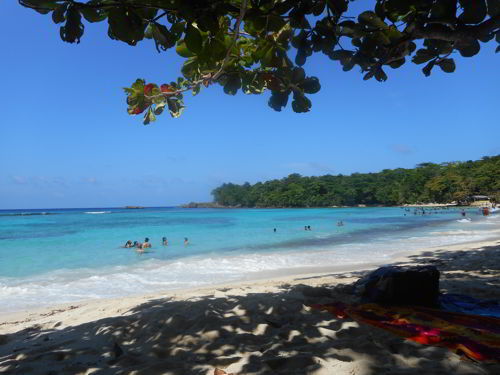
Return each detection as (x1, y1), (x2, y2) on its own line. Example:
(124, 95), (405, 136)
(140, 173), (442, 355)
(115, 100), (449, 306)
(143, 237), (151, 248)
(184, 237), (189, 246)
(124, 240), (133, 248)
(162, 237), (168, 246)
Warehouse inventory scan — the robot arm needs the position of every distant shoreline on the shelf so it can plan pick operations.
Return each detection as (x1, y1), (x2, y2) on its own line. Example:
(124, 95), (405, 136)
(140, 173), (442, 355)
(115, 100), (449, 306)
(179, 202), (469, 209)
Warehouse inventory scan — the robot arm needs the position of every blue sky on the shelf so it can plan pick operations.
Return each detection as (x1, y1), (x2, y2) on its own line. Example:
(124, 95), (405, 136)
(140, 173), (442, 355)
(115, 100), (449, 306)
(1, 2), (498, 209)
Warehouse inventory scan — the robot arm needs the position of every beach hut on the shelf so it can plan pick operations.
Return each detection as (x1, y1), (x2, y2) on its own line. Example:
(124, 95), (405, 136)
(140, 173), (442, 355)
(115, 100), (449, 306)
(467, 195), (491, 207)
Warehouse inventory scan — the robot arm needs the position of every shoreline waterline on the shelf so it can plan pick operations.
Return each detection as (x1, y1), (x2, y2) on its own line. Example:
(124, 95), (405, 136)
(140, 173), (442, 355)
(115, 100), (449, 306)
(2, 236), (499, 322)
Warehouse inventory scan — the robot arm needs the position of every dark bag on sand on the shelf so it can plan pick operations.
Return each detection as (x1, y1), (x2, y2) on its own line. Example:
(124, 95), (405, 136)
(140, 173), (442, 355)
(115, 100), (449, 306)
(354, 265), (440, 307)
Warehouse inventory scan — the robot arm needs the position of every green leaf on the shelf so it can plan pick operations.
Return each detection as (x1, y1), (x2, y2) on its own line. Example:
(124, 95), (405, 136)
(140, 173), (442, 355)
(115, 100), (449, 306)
(80, 7), (107, 23)
(329, 50), (353, 61)
(299, 77), (321, 94)
(412, 49), (435, 64)
(374, 68), (387, 82)
(273, 0), (295, 14)
(192, 85), (201, 96)
(171, 22), (186, 37)
(291, 92), (311, 113)
(154, 102), (165, 115)
(185, 24), (203, 54)
(152, 24), (175, 52)
(437, 58), (456, 73)
(107, 8), (144, 46)
(312, 0), (326, 16)
(181, 57), (198, 77)
(19, 0), (58, 14)
(197, 14), (219, 33)
(351, 38), (362, 47)
(292, 67), (305, 83)
(176, 40), (196, 58)
(487, 0), (500, 16)
(342, 58), (355, 72)
(52, 3), (67, 24)
(431, 0), (457, 19)
(167, 98), (185, 118)
(223, 75), (241, 95)
(143, 107), (155, 125)
(457, 39), (480, 57)
(459, 0), (487, 24)
(363, 71), (375, 80)
(295, 51), (306, 66)
(358, 11), (388, 30)
(268, 91), (289, 111)
(386, 25), (403, 43)
(131, 79), (145, 93)
(328, 0), (348, 14)
(267, 15), (287, 33)
(60, 5), (84, 43)
(144, 23), (153, 39)
(388, 58), (405, 69)
(209, 37), (227, 60)
(372, 31), (391, 46)
(375, 1), (386, 19)
(422, 60), (436, 77)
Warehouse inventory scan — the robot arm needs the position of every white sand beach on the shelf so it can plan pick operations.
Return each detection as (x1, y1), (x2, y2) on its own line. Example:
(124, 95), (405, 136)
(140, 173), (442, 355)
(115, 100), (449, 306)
(1, 239), (500, 375)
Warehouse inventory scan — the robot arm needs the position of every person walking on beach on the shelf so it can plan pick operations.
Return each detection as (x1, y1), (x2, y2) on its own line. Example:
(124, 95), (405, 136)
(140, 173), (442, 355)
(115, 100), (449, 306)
(184, 237), (189, 246)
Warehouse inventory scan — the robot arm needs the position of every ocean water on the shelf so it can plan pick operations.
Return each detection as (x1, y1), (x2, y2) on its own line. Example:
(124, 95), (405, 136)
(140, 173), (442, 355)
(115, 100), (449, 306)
(0, 207), (499, 313)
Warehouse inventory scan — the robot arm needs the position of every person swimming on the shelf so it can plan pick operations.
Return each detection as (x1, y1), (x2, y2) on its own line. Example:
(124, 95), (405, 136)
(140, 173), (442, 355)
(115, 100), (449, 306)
(162, 237), (168, 246)
(184, 237), (189, 245)
(124, 240), (133, 248)
(135, 241), (143, 251)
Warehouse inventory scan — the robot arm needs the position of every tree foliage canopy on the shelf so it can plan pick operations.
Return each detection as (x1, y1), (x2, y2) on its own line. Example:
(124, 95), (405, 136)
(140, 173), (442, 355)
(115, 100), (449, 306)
(211, 156), (500, 207)
(20, 0), (500, 123)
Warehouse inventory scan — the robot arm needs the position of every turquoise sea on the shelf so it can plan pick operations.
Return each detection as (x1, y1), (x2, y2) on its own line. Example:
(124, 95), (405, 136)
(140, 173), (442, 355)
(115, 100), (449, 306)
(1, 207), (499, 313)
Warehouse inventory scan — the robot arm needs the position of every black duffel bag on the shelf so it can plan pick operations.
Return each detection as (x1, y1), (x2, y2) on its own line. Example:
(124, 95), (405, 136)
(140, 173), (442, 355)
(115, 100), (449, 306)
(354, 265), (440, 307)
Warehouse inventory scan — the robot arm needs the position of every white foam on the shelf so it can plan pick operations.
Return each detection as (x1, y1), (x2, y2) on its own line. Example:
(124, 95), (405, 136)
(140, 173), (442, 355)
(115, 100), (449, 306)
(84, 211), (111, 214)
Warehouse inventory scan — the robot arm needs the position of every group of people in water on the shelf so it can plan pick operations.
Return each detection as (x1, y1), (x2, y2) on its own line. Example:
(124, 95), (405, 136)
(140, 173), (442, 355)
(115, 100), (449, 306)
(123, 236), (189, 252)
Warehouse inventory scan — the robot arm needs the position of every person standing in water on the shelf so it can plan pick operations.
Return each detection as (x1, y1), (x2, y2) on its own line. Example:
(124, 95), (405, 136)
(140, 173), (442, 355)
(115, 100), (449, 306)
(143, 237), (151, 248)
(184, 237), (189, 245)
(162, 237), (168, 246)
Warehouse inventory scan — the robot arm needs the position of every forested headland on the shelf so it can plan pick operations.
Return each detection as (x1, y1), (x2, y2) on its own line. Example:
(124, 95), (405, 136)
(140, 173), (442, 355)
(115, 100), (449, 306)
(211, 156), (500, 207)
